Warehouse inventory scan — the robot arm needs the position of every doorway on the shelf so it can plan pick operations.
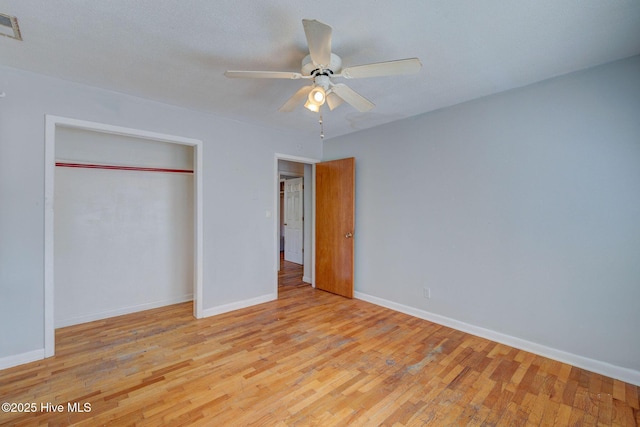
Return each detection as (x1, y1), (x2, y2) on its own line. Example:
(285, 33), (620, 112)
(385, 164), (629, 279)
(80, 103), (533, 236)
(44, 116), (203, 357)
(274, 154), (320, 295)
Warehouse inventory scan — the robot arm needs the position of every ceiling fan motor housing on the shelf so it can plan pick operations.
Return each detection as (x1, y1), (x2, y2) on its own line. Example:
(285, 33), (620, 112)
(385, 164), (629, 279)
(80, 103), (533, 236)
(302, 53), (342, 76)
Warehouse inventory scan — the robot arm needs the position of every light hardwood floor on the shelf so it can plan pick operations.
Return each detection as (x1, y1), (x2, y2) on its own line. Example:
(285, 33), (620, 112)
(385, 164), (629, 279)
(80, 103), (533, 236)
(1, 257), (638, 426)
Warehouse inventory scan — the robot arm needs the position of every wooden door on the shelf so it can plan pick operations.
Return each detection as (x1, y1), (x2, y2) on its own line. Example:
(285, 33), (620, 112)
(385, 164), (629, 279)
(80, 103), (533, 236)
(315, 157), (355, 298)
(284, 177), (303, 264)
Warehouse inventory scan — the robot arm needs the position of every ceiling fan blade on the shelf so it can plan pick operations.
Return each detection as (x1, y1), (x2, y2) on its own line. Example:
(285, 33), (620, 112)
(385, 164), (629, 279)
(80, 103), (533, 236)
(331, 84), (375, 112)
(340, 58), (422, 79)
(279, 86), (313, 112)
(302, 19), (332, 67)
(326, 92), (345, 111)
(224, 70), (303, 79)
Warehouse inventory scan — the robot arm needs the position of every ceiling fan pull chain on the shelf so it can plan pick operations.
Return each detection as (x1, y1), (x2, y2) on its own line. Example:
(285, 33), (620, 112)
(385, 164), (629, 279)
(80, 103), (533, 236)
(319, 113), (324, 140)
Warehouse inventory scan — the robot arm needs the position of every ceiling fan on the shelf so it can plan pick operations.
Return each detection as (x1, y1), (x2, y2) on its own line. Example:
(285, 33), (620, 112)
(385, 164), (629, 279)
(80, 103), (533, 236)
(225, 19), (422, 113)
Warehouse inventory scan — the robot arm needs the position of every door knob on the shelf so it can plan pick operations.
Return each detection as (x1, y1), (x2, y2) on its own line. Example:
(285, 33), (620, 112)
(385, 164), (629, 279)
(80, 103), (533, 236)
(345, 232), (353, 238)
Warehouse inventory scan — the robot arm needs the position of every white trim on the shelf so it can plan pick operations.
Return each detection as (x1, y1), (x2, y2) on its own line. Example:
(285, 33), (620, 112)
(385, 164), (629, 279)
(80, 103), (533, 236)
(302, 276), (312, 284)
(44, 116), (56, 357)
(193, 141), (204, 319)
(276, 154), (321, 164)
(44, 115), (204, 361)
(355, 291), (640, 387)
(274, 154), (321, 294)
(201, 293), (277, 318)
(0, 349), (45, 371)
(55, 294), (194, 328)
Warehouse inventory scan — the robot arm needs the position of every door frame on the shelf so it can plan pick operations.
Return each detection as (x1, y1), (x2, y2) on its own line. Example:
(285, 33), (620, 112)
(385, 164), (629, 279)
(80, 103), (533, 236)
(44, 115), (204, 357)
(274, 154), (320, 294)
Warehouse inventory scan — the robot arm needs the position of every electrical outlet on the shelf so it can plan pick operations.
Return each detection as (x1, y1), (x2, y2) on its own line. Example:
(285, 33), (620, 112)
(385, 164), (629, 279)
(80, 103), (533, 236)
(423, 287), (431, 299)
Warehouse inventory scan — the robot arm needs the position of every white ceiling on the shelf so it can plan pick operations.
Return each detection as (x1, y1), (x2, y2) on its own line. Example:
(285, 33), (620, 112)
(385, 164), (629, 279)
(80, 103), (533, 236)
(1, 1), (640, 140)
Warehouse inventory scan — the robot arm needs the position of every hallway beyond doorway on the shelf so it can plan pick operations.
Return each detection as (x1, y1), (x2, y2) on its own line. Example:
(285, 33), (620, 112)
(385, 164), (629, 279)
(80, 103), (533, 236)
(279, 251), (304, 296)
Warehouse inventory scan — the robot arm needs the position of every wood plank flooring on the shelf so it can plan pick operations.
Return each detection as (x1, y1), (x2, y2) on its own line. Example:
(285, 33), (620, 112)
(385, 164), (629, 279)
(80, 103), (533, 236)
(1, 257), (638, 426)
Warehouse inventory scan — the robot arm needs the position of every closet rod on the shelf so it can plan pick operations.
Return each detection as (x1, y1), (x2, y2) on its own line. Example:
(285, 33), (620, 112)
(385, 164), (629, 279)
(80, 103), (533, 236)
(55, 162), (193, 174)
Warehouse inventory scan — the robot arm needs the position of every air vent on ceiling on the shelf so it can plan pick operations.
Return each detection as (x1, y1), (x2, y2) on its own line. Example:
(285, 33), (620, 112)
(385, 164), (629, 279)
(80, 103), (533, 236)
(0, 13), (22, 40)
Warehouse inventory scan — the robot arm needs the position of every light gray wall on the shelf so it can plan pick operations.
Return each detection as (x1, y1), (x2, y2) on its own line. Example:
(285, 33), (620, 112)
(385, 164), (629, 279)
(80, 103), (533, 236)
(323, 56), (640, 373)
(56, 127), (194, 169)
(0, 65), (320, 360)
(278, 160), (305, 176)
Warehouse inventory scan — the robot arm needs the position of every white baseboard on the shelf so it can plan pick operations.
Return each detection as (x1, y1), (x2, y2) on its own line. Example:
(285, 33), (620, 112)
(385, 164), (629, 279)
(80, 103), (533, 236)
(201, 293), (277, 318)
(0, 349), (45, 371)
(55, 294), (194, 328)
(354, 291), (640, 387)
(302, 276), (312, 284)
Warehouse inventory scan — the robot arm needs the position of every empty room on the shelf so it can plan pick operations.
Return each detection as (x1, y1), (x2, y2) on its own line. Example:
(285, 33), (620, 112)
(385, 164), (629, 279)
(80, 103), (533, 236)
(1, 1), (639, 425)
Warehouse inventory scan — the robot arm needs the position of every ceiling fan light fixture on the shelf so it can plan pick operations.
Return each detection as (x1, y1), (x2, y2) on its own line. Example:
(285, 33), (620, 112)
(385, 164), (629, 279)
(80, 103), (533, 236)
(309, 86), (326, 104)
(304, 86), (326, 112)
(304, 99), (321, 112)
